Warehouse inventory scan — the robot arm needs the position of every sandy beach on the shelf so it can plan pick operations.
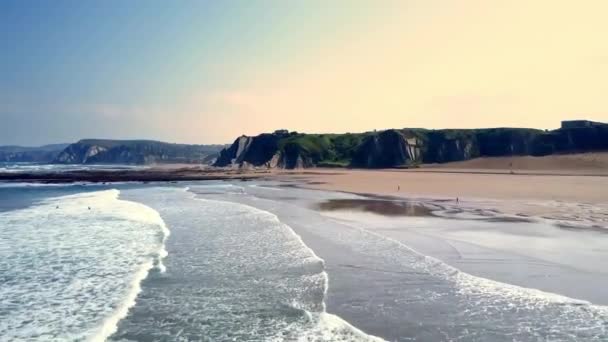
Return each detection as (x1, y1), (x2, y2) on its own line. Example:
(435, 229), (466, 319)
(3, 153), (607, 222)
(266, 155), (608, 231)
(200, 181), (608, 340)
(2, 159), (608, 341)
(277, 168), (608, 202)
(279, 171), (608, 230)
(423, 152), (608, 173)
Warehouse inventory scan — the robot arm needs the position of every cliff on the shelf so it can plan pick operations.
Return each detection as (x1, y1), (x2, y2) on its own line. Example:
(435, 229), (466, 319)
(214, 121), (608, 169)
(54, 139), (225, 165)
(351, 130), (421, 168)
(214, 132), (287, 167)
(214, 131), (368, 168)
(0, 144), (69, 163)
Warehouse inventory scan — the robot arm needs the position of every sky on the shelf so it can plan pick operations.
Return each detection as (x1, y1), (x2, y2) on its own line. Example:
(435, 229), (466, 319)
(1, 0), (607, 146)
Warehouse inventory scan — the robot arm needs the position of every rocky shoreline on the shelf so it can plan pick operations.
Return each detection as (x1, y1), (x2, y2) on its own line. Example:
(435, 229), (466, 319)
(0, 167), (266, 184)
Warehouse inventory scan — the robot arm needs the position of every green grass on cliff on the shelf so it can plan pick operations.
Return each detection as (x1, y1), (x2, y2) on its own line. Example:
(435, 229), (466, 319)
(268, 126), (591, 167)
(278, 133), (370, 164)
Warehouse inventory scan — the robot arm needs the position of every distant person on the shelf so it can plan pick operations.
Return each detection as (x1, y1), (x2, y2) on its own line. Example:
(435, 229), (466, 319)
(397, 185), (400, 191)
(456, 197), (459, 204)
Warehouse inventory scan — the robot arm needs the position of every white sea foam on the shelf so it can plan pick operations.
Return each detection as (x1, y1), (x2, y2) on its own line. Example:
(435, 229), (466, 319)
(249, 183), (284, 191)
(89, 259), (154, 342)
(0, 189), (169, 341)
(0, 163), (148, 174)
(186, 183), (246, 194)
(297, 312), (385, 342)
(0, 181), (92, 188)
(186, 191), (385, 341)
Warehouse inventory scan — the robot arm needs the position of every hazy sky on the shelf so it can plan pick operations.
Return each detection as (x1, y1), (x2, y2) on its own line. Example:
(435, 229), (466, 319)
(1, 0), (607, 145)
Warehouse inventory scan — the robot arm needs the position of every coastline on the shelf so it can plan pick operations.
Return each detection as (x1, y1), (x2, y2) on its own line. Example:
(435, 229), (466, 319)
(0, 166), (267, 183)
(3, 170), (608, 340)
(273, 167), (608, 207)
(209, 182), (608, 340)
(2, 162), (607, 227)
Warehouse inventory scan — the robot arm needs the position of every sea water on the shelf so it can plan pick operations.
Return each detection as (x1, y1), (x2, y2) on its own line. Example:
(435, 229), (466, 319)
(1, 181), (607, 341)
(0, 183), (381, 341)
(0, 187), (167, 341)
(194, 182), (608, 341)
(112, 187), (381, 341)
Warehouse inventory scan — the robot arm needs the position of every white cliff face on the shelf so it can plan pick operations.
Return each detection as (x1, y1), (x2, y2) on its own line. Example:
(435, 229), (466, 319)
(234, 136), (253, 164)
(55, 150), (78, 163)
(404, 137), (421, 162)
(54, 152), (70, 163)
(267, 152), (282, 168)
(83, 146), (107, 163)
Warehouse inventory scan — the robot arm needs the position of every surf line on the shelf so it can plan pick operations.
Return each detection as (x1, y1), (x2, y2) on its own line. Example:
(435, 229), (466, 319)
(90, 189), (171, 342)
(184, 188), (386, 341)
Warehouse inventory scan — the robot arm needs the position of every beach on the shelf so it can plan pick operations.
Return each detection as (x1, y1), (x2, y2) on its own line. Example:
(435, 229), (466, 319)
(272, 163), (608, 222)
(193, 180), (608, 340)
(1, 159), (608, 341)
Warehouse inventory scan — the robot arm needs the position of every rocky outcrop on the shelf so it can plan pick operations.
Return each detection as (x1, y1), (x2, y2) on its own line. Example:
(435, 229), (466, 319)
(214, 136), (255, 166)
(54, 139), (225, 165)
(351, 130), (421, 168)
(54, 143), (108, 164)
(0, 144), (68, 163)
(214, 131), (292, 168)
(544, 124), (608, 153)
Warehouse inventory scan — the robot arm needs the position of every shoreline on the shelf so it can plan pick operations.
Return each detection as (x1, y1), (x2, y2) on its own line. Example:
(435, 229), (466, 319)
(2, 163), (607, 184)
(2, 165), (607, 228)
(3, 173), (607, 340)
(203, 182), (608, 340)
(0, 167), (267, 183)
(272, 168), (608, 203)
(269, 168), (608, 230)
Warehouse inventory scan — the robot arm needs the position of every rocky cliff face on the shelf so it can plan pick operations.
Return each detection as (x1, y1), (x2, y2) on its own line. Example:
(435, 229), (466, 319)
(0, 144), (68, 163)
(214, 131), (292, 168)
(54, 139), (225, 165)
(54, 143), (107, 164)
(351, 130), (421, 168)
(214, 121), (608, 169)
(537, 125), (608, 154)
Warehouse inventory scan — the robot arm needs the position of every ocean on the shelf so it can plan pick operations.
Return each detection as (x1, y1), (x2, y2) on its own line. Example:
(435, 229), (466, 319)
(1, 179), (607, 341)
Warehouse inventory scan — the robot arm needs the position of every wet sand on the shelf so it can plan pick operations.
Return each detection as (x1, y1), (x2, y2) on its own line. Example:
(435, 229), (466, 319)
(276, 168), (608, 202)
(274, 168), (608, 225)
(3, 162), (607, 227)
(218, 183), (608, 340)
(317, 199), (434, 217)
